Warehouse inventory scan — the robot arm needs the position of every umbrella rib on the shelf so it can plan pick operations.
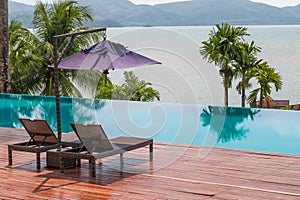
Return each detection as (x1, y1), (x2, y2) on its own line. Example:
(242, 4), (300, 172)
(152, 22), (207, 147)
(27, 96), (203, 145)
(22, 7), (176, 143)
(53, 27), (106, 39)
(90, 55), (103, 70)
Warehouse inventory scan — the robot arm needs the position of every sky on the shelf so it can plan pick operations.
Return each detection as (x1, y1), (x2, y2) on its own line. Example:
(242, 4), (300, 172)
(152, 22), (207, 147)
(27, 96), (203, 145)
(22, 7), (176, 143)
(11, 0), (300, 8)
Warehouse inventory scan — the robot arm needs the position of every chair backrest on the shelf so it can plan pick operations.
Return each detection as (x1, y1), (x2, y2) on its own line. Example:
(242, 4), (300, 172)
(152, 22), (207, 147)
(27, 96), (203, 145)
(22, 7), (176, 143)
(19, 118), (59, 144)
(70, 123), (113, 154)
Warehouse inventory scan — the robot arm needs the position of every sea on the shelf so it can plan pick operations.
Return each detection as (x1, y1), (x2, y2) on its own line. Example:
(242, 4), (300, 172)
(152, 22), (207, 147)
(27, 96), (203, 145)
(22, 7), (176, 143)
(101, 25), (300, 107)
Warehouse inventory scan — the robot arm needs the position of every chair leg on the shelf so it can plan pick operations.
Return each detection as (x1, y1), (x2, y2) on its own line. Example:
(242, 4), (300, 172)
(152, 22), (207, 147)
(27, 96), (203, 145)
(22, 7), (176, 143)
(36, 153), (41, 171)
(8, 147), (12, 166)
(60, 155), (64, 173)
(77, 159), (81, 167)
(149, 143), (153, 161)
(89, 159), (96, 177)
(120, 153), (124, 172)
(98, 159), (102, 166)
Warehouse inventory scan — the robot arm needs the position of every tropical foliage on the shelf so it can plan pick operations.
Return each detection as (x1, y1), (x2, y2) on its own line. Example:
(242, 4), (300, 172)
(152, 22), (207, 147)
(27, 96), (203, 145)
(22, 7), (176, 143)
(95, 71), (160, 102)
(201, 23), (282, 108)
(9, 20), (43, 94)
(200, 23), (249, 106)
(233, 41), (261, 107)
(247, 62), (282, 108)
(9, 0), (102, 96)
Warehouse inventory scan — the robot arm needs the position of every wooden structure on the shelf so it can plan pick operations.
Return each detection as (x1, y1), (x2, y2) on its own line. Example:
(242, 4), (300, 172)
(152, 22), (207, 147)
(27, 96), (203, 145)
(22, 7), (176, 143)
(270, 100), (290, 109)
(2, 127), (300, 199)
(257, 99), (290, 109)
(291, 104), (300, 110)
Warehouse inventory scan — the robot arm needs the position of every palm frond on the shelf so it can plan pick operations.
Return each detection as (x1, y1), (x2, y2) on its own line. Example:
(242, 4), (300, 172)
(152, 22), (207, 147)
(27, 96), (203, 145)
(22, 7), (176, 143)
(247, 88), (260, 108)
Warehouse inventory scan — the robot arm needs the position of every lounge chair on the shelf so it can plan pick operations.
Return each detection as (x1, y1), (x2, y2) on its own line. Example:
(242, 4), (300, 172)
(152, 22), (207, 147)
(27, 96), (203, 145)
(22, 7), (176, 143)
(59, 123), (153, 177)
(8, 118), (76, 170)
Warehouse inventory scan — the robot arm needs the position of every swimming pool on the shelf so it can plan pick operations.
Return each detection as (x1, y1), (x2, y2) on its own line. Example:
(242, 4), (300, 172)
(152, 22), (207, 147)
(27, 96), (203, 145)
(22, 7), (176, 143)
(1, 93), (300, 156)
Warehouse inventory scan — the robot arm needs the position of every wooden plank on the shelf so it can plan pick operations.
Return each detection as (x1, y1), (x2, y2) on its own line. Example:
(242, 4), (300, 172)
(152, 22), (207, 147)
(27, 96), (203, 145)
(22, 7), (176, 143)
(1, 127), (300, 199)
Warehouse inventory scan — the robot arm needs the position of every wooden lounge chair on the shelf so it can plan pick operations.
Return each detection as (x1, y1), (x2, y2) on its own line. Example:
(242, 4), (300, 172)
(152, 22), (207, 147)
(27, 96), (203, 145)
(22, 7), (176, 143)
(8, 118), (76, 171)
(59, 123), (153, 177)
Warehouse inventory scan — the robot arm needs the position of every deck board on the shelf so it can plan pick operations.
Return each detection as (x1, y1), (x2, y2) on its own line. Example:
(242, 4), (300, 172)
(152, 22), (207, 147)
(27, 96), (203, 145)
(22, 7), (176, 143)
(1, 127), (300, 199)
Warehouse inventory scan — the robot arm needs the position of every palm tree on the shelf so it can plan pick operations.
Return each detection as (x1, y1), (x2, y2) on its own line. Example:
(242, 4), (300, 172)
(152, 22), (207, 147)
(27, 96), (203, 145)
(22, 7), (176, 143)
(233, 41), (261, 107)
(247, 62), (282, 108)
(200, 23), (249, 106)
(0, 0), (11, 93)
(10, 0), (101, 96)
(9, 20), (44, 94)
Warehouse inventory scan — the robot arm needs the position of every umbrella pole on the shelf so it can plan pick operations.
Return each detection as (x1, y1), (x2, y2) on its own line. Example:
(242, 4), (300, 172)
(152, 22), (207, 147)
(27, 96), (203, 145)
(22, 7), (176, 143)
(53, 37), (62, 147)
(103, 69), (109, 84)
(52, 27), (107, 146)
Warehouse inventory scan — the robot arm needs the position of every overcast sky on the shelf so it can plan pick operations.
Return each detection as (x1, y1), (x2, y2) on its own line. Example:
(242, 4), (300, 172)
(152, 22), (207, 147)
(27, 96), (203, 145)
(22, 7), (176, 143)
(12, 0), (300, 8)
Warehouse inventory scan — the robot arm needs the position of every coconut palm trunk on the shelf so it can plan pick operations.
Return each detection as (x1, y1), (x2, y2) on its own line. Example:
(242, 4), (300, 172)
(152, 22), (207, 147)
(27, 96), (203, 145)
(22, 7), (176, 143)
(259, 83), (264, 107)
(0, 0), (10, 92)
(241, 88), (246, 107)
(224, 75), (229, 106)
(221, 66), (233, 107)
(241, 76), (246, 107)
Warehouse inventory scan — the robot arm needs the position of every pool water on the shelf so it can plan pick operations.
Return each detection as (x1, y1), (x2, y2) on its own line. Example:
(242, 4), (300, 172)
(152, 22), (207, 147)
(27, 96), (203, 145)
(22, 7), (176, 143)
(1, 93), (300, 156)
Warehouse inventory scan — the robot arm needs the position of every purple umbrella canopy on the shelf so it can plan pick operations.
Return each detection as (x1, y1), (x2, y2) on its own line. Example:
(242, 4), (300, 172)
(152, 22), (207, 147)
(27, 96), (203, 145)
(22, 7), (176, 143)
(53, 39), (161, 71)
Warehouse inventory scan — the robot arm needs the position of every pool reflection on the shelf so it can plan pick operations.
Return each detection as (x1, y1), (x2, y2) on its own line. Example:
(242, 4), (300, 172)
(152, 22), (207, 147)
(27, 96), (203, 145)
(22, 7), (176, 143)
(0, 93), (105, 132)
(200, 106), (260, 143)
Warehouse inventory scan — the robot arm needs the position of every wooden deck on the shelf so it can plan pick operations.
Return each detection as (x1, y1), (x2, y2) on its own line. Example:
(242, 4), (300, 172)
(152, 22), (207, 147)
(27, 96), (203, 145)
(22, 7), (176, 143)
(1, 127), (300, 199)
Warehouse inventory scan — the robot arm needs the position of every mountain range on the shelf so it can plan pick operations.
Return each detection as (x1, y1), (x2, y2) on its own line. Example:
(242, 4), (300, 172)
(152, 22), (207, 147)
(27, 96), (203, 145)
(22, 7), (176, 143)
(8, 0), (300, 28)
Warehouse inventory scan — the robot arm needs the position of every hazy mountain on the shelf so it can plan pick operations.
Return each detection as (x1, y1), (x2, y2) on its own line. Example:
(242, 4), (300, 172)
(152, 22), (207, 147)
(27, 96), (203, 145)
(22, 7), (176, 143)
(8, 0), (300, 28)
(282, 4), (300, 20)
(77, 0), (183, 26)
(155, 0), (299, 25)
(8, 1), (35, 27)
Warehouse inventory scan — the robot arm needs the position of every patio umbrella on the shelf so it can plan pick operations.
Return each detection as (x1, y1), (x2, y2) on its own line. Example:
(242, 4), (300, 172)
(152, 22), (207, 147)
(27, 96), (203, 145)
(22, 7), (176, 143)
(50, 38), (161, 144)
(55, 39), (161, 82)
